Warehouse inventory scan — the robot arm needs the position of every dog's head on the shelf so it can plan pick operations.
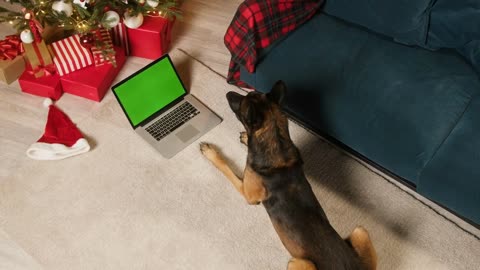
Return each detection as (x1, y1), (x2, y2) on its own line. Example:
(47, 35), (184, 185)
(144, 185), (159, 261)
(226, 80), (286, 134)
(227, 81), (301, 173)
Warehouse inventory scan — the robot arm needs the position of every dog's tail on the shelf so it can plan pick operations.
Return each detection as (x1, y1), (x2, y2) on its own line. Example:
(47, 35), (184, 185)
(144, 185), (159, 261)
(347, 227), (377, 270)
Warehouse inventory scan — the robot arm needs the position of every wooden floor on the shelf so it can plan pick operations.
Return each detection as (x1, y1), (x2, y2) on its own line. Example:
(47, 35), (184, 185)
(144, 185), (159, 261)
(171, 0), (243, 75)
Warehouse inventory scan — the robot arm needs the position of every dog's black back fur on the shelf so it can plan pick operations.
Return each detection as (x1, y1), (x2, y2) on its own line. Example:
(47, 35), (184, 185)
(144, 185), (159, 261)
(262, 167), (365, 269)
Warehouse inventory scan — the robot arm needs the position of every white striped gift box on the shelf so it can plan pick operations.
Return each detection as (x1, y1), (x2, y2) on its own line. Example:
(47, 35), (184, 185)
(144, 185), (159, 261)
(49, 34), (94, 76)
(110, 22), (130, 55)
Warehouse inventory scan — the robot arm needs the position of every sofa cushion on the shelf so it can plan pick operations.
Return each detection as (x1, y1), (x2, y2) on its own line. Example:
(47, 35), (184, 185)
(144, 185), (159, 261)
(459, 41), (480, 74)
(323, 0), (434, 45)
(418, 94), (480, 224)
(426, 0), (480, 49)
(426, 0), (480, 75)
(240, 13), (480, 186)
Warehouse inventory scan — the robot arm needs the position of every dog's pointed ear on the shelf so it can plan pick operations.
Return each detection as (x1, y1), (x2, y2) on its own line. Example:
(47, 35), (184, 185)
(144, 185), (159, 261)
(226, 91), (243, 114)
(267, 80), (286, 105)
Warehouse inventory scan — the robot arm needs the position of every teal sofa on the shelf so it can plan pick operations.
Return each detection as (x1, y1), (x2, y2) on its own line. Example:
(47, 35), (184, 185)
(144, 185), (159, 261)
(238, 0), (480, 224)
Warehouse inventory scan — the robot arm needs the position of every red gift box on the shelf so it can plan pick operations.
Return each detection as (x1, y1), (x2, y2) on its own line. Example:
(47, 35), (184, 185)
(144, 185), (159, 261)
(18, 68), (63, 100)
(60, 47), (126, 102)
(126, 16), (175, 59)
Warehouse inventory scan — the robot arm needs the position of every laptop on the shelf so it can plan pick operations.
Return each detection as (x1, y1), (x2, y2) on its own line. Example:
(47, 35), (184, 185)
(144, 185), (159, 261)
(112, 54), (222, 158)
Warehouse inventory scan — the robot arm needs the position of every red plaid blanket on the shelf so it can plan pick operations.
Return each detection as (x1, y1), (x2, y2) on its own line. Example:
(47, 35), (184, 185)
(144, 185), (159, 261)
(224, 0), (324, 87)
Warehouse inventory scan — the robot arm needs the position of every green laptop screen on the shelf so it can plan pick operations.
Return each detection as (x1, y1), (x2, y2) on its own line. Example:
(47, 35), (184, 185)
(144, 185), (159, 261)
(114, 57), (186, 127)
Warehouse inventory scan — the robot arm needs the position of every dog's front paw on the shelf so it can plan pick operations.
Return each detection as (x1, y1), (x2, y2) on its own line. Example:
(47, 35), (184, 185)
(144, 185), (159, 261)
(200, 142), (219, 161)
(287, 258), (316, 270)
(239, 132), (248, 146)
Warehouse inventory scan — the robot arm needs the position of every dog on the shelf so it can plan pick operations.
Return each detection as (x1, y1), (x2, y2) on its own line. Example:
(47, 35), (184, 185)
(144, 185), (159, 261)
(200, 81), (377, 270)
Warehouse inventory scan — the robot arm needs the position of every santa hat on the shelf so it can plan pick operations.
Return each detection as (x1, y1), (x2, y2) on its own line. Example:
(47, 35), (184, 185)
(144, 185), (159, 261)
(26, 99), (90, 160)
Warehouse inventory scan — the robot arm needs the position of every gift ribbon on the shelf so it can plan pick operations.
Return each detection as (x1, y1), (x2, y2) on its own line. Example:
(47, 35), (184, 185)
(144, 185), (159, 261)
(0, 35), (24, 60)
(25, 41), (56, 77)
(28, 63), (57, 77)
(29, 20), (43, 43)
(32, 40), (47, 66)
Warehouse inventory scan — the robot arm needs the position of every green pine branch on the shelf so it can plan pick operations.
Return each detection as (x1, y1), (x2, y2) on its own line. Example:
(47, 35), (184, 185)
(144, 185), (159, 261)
(0, 0), (182, 35)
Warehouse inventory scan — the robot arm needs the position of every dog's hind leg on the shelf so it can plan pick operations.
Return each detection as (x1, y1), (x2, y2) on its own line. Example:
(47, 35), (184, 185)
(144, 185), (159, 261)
(346, 227), (377, 270)
(287, 258), (316, 270)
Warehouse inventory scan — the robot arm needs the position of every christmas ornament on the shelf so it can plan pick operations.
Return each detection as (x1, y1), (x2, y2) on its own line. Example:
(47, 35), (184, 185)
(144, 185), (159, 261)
(73, 0), (90, 9)
(147, 0), (159, 8)
(52, 0), (74, 17)
(20, 29), (34, 44)
(79, 33), (95, 49)
(26, 99), (91, 160)
(103, 10), (120, 28)
(123, 12), (144, 29)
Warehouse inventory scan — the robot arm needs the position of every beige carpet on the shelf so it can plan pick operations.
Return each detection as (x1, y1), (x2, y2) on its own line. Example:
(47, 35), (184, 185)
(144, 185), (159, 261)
(1, 49), (479, 270)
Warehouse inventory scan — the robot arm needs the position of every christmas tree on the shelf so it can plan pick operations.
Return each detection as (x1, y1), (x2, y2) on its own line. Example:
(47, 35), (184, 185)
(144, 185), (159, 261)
(0, 0), (181, 36)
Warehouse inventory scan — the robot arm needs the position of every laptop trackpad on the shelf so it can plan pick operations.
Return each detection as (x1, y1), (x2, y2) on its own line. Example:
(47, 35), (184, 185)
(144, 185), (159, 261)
(175, 124), (200, 143)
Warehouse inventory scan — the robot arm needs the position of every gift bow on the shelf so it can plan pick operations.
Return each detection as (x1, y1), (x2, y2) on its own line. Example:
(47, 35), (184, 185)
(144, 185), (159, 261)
(0, 35), (24, 60)
(28, 63), (57, 77)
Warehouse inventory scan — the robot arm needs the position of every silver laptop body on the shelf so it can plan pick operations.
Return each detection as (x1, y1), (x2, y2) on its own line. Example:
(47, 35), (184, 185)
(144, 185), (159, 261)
(136, 95), (221, 158)
(112, 54), (222, 159)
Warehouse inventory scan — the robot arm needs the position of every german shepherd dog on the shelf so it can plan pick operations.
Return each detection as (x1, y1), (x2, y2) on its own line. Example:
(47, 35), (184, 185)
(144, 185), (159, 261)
(200, 81), (377, 270)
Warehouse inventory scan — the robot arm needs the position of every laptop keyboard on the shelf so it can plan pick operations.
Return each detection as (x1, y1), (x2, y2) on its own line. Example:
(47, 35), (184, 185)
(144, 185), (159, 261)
(145, 102), (200, 141)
